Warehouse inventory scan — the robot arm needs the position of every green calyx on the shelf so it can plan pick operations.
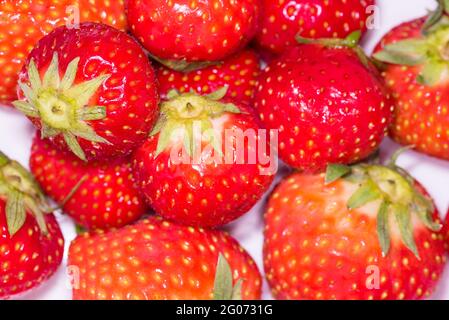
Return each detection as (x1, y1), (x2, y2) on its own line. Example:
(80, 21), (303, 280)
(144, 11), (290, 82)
(374, 1), (449, 86)
(13, 53), (111, 161)
(325, 149), (442, 259)
(213, 253), (243, 300)
(296, 30), (372, 68)
(149, 53), (219, 72)
(151, 87), (242, 158)
(0, 151), (51, 237)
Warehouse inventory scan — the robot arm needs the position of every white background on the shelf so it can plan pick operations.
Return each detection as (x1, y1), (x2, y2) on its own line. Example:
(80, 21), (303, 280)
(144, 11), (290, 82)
(1, 0), (448, 300)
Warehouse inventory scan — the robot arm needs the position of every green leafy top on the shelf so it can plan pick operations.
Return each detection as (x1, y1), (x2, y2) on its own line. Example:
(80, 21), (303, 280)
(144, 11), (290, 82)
(325, 150), (441, 259)
(213, 253), (243, 300)
(0, 151), (51, 237)
(374, 0), (449, 86)
(149, 53), (219, 73)
(296, 31), (372, 68)
(13, 53), (111, 161)
(151, 87), (242, 158)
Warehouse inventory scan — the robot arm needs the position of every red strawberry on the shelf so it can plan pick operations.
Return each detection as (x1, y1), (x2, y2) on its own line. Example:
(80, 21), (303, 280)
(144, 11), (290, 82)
(0, 0), (127, 105)
(373, 2), (449, 160)
(264, 155), (447, 300)
(133, 88), (275, 227)
(68, 216), (262, 300)
(29, 135), (147, 231)
(254, 32), (394, 172)
(157, 49), (260, 105)
(13, 22), (159, 161)
(0, 151), (64, 298)
(255, 0), (375, 55)
(126, 0), (260, 69)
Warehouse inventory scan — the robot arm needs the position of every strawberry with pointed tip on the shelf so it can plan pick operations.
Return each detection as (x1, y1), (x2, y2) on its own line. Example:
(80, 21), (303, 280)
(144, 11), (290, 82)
(0, 151), (64, 299)
(133, 88), (275, 227)
(157, 49), (260, 105)
(444, 208), (449, 252)
(373, 0), (449, 160)
(0, 0), (127, 105)
(13, 22), (159, 162)
(29, 135), (148, 231)
(264, 151), (446, 300)
(69, 216), (262, 300)
(255, 0), (375, 55)
(254, 31), (394, 173)
(126, 0), (260, 71)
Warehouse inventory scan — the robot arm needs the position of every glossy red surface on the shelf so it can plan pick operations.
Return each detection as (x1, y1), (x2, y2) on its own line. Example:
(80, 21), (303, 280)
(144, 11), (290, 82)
(256, 0), (375, 54)
(127, 0), (260, 62)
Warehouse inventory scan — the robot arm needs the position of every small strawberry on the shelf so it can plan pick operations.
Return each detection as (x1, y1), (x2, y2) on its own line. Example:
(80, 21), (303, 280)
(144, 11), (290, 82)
(126, 0), (260, 70)
(0, 151), (64, 299)
(255, 0), (375, 55)
(157, 49), (260, 105)
(444, 209), (449, 252)
(68, 216), (262, 300)
(254, 32), (394, 172)
(0, 0), (127, 105)
(13, 22), (159, 161)
(373, 1), (449, 160)
(133, 88), (275, 227)
(264, 152), (447, 300)
(29, 134), (148, 231)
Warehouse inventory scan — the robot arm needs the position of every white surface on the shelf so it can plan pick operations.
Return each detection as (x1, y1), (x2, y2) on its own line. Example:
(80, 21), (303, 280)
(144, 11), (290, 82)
(1, 0), (448, 300)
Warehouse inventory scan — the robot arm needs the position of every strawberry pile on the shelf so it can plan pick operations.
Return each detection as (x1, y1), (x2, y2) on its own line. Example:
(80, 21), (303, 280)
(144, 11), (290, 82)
(0, 0), (448, 301)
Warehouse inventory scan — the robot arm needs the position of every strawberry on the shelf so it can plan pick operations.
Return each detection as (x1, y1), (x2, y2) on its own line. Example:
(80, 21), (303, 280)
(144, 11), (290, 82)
(373, 2), (449, 160)
(264, 153), (447, 300)
(29, 134), (147, 231)
(0, 0), (127, 105)
(254, 32), (394, 173)
(13, 22), (159, 162)
(133, 88), (275, 227)
(255, 0), (375, 55)
(156, 49), (260, 105)
(68, 216), (262, 300)
(444, 209), (449, 252)
(0, 151), (64, 298)
(126, 0), (260, 70)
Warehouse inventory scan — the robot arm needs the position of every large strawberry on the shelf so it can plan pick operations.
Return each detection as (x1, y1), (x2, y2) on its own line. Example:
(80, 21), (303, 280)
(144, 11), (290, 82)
(255, 0), (375, 55)
(254, 32), (394, 173)
(29, 135), (147, 231)
(126, 0), (260, 70)
(13, 22), (159, 161)
(133, 88), (275, 227)
(373, 1), (449, 160)
(157, 49), (260, 105)
(264, 152), (446, 300)
(0, 0), (127, 105)
(68, 216), (262, 300)
(0, 151), (64, 298)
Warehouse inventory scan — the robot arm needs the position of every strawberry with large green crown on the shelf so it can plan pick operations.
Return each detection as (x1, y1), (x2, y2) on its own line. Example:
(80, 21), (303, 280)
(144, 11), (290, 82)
(133, 88), (275, 228)
(264, 150), (447, 300)
(0, 151), (64, 298)
(374, 0), (449, 160)
(13, 22), (159, 162)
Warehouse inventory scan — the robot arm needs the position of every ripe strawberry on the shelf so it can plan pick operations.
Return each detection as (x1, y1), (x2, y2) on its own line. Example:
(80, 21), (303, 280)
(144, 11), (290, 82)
(0, 151), (64, 298)
(255, 0), (375, 55)
(373, 2), (449, 160)
(444, 209), (449, 252)
(13, 22), (159, 162)
(68, 216), (262, 300)
(264, 155), (447, 300)
(0, 0), (127, 105)
(133, 88), (275, 227)
(29, 135), (147, 231)
(157, 49), (260, 105)
(254, 32), (393, 172)
(126, 0), (260, 69)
